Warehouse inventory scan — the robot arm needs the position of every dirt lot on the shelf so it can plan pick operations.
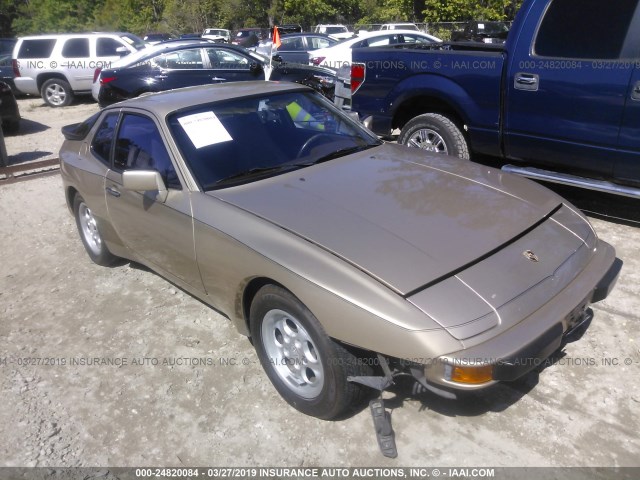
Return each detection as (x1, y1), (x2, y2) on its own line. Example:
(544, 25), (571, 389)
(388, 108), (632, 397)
(0, 96), (639, 469)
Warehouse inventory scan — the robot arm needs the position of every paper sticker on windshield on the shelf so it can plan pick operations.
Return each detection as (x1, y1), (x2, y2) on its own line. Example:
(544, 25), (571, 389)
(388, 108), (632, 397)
(177, 111), (232, 149)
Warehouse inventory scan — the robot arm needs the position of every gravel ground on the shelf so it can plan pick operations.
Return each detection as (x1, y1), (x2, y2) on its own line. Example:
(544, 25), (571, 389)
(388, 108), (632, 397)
(0, 96), (639, 470)
(3, 96), (99, 166)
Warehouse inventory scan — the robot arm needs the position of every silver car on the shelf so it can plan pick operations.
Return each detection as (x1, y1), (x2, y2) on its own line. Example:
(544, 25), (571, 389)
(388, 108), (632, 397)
(59, 82), (620, 420)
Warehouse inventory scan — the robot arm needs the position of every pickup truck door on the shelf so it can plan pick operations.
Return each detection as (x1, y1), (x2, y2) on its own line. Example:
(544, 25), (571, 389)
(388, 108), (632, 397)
(615, 66), (640, 186)
(503, 0), (639, 178)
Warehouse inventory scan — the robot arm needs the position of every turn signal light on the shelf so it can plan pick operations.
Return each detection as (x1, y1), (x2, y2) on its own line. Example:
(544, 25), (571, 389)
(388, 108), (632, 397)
(450, 364), (493, 384)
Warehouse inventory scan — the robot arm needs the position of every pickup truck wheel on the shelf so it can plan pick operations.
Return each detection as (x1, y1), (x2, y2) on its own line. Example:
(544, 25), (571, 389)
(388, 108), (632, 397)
(250, 284), (371, 419)
(41, 78), (74, 107)
(399, 113), (470, 160)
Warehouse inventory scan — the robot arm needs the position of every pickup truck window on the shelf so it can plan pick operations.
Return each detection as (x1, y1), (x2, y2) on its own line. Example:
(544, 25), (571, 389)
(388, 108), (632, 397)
(534, 0), (638, 59)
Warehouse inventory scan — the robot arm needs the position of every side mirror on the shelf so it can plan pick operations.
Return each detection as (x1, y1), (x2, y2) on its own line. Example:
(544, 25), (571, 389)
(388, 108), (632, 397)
(115, 46), (129, 57)
(122, 170), (168, 203)
(249, 61), (263, 75)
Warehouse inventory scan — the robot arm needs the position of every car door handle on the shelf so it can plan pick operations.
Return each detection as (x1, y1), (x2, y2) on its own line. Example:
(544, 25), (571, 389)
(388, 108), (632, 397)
(632, 81), (640, 101)
(157, 74), (168, 79)
(211, 77), (226, 81)
(514, 73), (539, 91)
(106, 186), (121, 198)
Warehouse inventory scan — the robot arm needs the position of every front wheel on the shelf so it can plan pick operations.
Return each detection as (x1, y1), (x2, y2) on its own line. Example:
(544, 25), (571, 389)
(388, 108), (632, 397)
(41, 78), (74, 107)
(73, 193), (118, 266)
(250, 285), (370, 419)
(398, 113), (470, 160)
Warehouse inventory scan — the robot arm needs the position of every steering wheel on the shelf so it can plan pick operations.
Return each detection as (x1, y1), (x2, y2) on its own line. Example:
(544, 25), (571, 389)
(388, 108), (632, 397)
(297, 133), (334, 158)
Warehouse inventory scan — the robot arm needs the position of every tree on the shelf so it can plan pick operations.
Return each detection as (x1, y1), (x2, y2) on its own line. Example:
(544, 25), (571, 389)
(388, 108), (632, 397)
(422, 0), (523, 22)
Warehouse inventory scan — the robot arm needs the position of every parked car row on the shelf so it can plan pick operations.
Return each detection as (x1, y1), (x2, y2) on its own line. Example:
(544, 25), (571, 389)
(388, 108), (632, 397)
(0, 24), (439, 111)
(92, 42), (337, 107)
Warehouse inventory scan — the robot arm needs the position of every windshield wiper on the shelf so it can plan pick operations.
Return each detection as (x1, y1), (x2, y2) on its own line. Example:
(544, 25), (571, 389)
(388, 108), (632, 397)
(211, 164), (299, 187)
(299, 144), (378, 166)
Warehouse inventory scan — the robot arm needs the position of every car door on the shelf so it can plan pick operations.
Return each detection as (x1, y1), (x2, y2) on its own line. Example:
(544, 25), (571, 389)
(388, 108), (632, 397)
(152, 48), (212, 90)
(104, 112), (204, 292)
(204, 47), (264, 82)
(614, 42), (640, 186)
(275, 36), (307, 64)
(60, 37), (92, 90)
(504, 0), (638, 178)
(95, 36), (131, 72)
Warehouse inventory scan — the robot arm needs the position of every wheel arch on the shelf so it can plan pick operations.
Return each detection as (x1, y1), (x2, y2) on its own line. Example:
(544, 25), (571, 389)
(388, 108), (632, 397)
(240, 276), (287, 337)
(65, 186), (79, 214)
(392, 94), (467, 134)
(36, 72), (71, 92)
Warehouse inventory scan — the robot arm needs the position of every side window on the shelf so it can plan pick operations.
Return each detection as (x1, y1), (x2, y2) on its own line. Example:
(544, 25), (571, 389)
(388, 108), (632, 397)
(18, 39), (56, 58)
(280, 37), (304, 51)
(96, 38), (125, 57)
(90, 112), (119, 165)
(154, 49), (203, 69)
(114, 114), (181, 189)
(206, 49), (250, 69)
(366, 36), (393, 47)
(62, 38), (90, 58)
(309, 37), (332, 49)
(401, 34), (433, 45)
(534, 0), (638, 59)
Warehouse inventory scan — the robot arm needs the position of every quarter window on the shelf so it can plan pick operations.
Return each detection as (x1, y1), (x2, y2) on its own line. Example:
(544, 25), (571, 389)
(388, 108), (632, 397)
(62, 38), (90, 58)
(90, 113), (119, 165)
(114, 114), (181, 189)
(534, 0), (638, 59)
(17, 39), (56, 59)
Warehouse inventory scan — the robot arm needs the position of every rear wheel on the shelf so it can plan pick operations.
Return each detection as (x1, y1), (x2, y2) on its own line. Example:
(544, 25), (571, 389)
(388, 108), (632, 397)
(73, 193), (118, 266)
(41, 78), (74, 107)
(399, 113), (470, 159)
(250, 284), (370, 419)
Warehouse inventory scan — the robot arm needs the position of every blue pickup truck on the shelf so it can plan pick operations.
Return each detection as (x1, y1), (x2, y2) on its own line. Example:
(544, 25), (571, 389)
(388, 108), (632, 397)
(349, 0), (640, 197)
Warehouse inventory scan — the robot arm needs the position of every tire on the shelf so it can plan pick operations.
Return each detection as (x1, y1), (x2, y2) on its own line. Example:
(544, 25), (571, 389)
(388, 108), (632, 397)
(250, 285), (370, 419)
(41, 78), (74, 107)
(73, 193), (118, 266)
(398, 113), (470, 160)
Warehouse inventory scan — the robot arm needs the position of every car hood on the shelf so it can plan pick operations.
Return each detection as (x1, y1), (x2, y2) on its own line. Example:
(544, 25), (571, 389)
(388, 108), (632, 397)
(211, 143), (562, 295)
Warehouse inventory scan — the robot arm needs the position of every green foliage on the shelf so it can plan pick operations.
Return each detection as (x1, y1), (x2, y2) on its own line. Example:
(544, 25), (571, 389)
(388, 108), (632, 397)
(6, 0), (524, 37)
(422, 0), (523, 22)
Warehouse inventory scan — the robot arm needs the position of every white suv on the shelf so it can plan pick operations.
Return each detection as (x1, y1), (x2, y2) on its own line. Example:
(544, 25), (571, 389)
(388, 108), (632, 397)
(312, 25), (353, 39)
(13, 32), (146, 107)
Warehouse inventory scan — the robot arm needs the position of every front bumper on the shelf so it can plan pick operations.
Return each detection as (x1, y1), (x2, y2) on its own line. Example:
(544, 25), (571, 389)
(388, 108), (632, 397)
(417, 239), (620, 392)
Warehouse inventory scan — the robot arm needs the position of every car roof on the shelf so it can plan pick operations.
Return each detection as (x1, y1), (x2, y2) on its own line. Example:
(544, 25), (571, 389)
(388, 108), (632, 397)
(107, 81), (309, 116)
(112, 41), (250, 68)
(18, 32), (132, 40)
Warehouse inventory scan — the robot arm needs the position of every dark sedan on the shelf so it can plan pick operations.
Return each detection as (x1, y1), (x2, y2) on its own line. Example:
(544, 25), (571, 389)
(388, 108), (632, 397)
(96, 43), (336, 107)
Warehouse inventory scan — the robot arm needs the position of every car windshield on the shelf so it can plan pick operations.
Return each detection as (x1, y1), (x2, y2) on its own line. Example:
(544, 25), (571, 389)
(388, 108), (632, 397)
(119, 33), (147, 50)
(168, 90), (382, 190)
(325, 26), (348, 34)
